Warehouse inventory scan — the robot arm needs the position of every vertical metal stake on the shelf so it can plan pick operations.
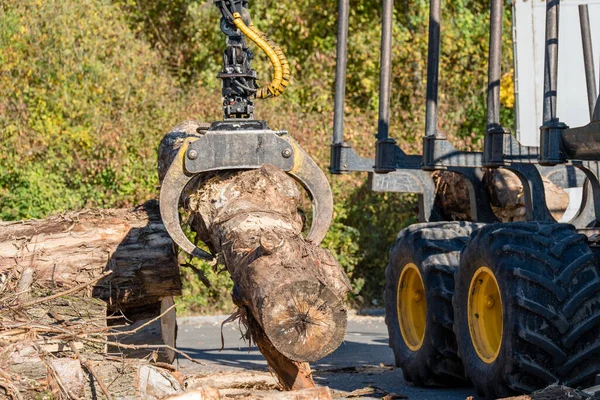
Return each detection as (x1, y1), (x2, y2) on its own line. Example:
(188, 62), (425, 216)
(579, 4), (597, 120)
(425, 0), (442, 139)
(542, 0), (560, 125)
(539, 0), (567, 165)
(487, 0), (503, 129)
(333, 0), (350, 145)
(377, 0), (394, 141)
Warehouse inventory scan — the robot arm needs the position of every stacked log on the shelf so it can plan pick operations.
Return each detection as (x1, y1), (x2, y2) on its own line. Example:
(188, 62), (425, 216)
(433, 169), (570, 222)
(0, 201), (182, 398)
(0, 201), (180, 307)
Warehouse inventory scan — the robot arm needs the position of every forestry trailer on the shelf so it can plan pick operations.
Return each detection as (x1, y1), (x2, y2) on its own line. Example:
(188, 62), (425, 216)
(159, 0), (600, 398)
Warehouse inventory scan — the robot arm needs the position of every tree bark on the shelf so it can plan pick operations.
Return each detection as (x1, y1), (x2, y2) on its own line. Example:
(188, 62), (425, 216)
(0, 344), (184, 400)
(166, 387), (333, 400)
(159, 121), (351, 389)
(0, 200), (180, 309)
(433, 169), (570, 222)
(0, 201), (181, 363)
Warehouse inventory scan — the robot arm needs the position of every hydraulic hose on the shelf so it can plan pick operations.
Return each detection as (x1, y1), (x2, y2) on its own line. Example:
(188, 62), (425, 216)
(232, 12), (291, 98)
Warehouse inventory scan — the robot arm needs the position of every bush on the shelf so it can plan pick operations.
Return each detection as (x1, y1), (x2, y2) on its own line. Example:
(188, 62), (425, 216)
(0, 0), (185, 219)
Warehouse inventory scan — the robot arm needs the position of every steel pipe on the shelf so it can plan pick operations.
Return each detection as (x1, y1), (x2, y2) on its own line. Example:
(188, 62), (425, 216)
(579, 4), (597, 120)
(425, 0), (442, 138)
(377, 0), (394, 140)
(487, 0), (503, 128)
(332, 0), (350, 145)
(542, 0), (560, 124)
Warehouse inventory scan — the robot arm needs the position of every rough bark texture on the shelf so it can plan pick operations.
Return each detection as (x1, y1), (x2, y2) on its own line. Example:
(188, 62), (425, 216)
(159, 121), (350, 390)
(432, 171), (473, 221)
(433, 169), (569, 222)
(189, 167), (349, 361)
(0, 201), (181, 398)
(0, 344), (184, 400)
(0, 200), (181, 309)
(166, 387), (332, 400)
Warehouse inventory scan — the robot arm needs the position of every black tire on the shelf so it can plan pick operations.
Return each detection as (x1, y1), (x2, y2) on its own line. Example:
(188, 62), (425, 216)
(454, 222), (600, 399)
(384, 221), (481, 387)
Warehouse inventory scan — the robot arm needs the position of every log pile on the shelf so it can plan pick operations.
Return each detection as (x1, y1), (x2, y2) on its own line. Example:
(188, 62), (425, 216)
(433, 169), (570, 222)
(159, 121), (351, 390)
(0, 202), (185, 398)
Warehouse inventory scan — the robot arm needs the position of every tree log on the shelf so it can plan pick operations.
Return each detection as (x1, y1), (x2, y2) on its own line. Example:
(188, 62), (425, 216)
(159, 121), (350, 389)
(0, 201), (181, 363)
(0, 201), (180, 308)
(166, 387), (333, 400)
(0, 343), (184, 400)
(433, 169), (570, 222)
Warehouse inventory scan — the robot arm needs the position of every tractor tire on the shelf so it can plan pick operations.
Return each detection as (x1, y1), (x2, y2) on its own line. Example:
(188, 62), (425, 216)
(454, 222), (600, 399)
(384, 221), (482, 387)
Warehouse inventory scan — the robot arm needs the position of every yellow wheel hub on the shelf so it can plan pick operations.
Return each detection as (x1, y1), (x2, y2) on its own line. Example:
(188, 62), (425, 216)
(397, 263), (427, 351)
(468, 266), (503, 363)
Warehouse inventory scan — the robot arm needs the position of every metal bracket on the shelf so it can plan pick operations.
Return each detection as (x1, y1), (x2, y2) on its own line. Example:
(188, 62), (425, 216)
(375, 138), (401, 173)
(568, 161), (600, 228)
(483, 124), (509, 167)
(330, 143), (374, 173)
(561, 121), (600, 160)
(368, 170), (436, 222)
(185, 130), (295, 173)
(422, 136), (482, 170)
(539, 120), (568, 165)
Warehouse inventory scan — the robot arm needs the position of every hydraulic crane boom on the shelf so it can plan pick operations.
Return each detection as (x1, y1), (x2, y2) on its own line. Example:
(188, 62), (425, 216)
(214, 0), (291, 119)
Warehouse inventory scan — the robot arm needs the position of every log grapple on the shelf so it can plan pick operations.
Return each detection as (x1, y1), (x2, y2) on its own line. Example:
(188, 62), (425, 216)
(159, 0), (333, 260)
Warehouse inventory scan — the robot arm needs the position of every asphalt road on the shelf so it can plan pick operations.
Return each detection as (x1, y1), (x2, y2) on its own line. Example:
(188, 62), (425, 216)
(176, 314), (476, 399)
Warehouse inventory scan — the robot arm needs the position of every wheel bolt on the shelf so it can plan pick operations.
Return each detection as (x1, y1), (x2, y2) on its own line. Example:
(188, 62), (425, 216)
(485, 297), (495, 308)
(413, 291), (422, 302)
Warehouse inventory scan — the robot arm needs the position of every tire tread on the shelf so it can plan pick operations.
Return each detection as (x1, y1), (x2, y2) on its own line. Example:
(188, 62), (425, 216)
(454, 222), (600, 398)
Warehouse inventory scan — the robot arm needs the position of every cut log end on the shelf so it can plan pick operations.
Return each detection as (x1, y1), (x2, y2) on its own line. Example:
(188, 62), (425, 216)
(262, 280), (347, 362)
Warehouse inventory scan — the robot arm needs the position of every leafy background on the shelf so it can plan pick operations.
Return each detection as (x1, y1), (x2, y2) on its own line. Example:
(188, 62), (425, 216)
(0, 0), (515, 314)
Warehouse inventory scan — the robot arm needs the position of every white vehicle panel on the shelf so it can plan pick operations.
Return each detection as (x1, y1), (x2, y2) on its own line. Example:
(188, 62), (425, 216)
(514, 0), (600, 146)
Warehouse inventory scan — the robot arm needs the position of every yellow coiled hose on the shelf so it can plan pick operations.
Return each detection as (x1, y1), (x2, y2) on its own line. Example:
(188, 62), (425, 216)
(232, 12), (291, 98)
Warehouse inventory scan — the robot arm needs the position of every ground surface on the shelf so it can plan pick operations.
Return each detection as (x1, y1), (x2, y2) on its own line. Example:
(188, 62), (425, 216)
(177, 313), (476, 399)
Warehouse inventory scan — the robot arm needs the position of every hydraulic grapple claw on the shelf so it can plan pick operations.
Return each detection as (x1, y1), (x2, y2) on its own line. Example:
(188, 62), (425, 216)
(159, 138), (215, 261)
(287, 140), (334, 244)
(159, 125), (333, 259)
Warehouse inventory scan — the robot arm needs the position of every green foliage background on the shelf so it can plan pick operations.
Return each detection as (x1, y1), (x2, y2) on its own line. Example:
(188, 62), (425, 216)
(0, 0), (514, 313)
